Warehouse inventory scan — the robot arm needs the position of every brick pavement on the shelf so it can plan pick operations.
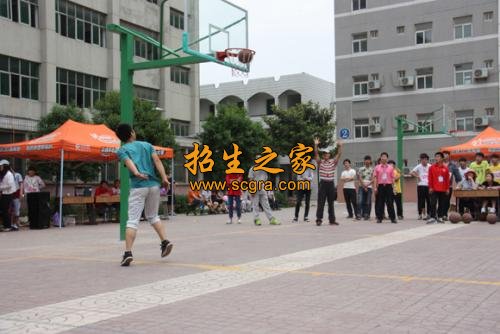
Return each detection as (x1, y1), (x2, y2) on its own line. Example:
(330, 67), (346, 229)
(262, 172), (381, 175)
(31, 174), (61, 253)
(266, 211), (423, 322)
(1, 202), (500, 333)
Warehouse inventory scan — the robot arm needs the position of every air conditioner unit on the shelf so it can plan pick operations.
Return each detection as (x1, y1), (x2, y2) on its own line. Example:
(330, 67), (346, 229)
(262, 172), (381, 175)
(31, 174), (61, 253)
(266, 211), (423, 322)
(474, 68), (489, 79)
(403, 123), (415, 132)
(369, 123), (383, 134)
(398, 76), (414, 87)
(368, 80), (381, 90)
(474, 116), (490, 127)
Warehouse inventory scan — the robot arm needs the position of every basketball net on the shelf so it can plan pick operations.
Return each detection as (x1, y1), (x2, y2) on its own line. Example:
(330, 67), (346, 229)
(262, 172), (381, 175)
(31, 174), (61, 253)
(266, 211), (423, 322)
(216, 48), (255, 78)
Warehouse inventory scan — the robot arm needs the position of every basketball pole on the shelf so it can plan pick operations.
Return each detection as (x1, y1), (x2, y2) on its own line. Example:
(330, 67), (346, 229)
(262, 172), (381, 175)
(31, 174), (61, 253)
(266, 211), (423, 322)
(108, 5), (250, 240)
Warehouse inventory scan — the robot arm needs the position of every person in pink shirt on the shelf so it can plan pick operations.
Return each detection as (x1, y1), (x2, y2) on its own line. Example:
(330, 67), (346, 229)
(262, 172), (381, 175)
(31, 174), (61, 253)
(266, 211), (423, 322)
(372, 152), (397, 224)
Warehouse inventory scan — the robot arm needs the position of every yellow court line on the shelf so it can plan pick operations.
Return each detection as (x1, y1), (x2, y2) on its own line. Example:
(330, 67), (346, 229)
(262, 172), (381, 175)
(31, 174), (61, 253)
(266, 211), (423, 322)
(25, 255), (500, 287)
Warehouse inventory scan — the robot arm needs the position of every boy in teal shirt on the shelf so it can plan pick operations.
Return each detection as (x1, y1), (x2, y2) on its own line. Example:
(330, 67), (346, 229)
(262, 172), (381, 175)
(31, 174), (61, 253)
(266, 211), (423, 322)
(116, 123), (173, 266)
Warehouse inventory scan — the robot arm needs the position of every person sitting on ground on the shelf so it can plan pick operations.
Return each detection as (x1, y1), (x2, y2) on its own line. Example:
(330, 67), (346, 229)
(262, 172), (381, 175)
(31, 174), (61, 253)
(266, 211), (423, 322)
(187, 188), (203, 215)
(241, 190), (252, 212)
(456, 170), (478, 216)
(201, 188), (216, 213)
(479, 172), (499, 214)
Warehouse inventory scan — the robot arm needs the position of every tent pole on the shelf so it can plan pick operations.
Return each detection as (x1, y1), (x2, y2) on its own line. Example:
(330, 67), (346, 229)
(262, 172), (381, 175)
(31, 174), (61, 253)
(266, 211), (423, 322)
(171, 156), (174, 217)
(59, 149), (64, 228)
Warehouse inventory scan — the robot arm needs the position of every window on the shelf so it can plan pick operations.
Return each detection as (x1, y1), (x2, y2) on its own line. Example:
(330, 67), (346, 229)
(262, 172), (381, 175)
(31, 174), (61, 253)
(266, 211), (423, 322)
(397, 25), (405, 34)
(371, 73), (379, 81)
(122, 21), (159, 60)
(484, 11), (493, 22)
(0, 0), (38, 27)
(455, 110), (474, 131)
(56, 68), (106, 108)
(171, 119), (190, 137)
(370, 30), (378, 38)
(352, 0), (366, 11)
(354, 119), (369, 138)
(417, 114), (434, 133)
(134, 85), (159, 106)
(455, 63), (473, 86)
(145, 0), (158, 4)
(397, 70), (406, 78)
(372, 117), (380, 124)
(352, 33), (367, 53)
(415, 22), (432, 44)
(170, 8), (184, 29)
(266, 98), (274, 115)
(0, 54), (39, 100)
(454, 16), (472, 39)
(485, 107), (494, 116)
(484, 59), (493, 69)
(353, 75), (368, 96)
(170, 66), (190, 85)
(56, 0), (106, 47)
(416, 67), (433, 89)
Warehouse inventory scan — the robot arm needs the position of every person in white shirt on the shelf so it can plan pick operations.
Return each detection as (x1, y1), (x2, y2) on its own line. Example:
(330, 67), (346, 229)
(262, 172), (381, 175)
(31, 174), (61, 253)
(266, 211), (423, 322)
(293, 167), (313, 222)
(411, 153), (431, 220)
(0, 160), (17, 232)
(458, 157), (470, 181)
(23, 166), (45, 194)
(341, 159), (359, 219)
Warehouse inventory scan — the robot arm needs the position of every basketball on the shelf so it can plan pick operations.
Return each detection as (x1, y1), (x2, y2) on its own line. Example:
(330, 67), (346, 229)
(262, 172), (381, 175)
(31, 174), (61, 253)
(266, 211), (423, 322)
(238, 49), (255, 64)
(448, 212), (461, 224)
(462, 213), (473, 224)
(486, 213), (497, 224)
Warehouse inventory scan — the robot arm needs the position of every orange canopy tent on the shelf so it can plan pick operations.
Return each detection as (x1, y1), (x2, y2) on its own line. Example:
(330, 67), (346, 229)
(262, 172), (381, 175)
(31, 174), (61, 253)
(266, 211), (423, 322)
(0, 119), (173, 161)
(441, 126), (500, 159)
(0, 120), (174, 228)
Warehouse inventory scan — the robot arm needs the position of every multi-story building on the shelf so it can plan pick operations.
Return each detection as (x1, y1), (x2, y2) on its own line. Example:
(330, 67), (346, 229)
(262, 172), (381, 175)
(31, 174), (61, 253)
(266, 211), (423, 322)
(335, 0), (500, 170)
(0, 0), (200, 183)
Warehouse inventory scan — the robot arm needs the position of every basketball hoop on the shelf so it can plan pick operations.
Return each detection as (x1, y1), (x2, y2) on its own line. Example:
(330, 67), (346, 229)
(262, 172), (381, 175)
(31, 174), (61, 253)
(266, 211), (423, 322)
(216, 48), (255, 77)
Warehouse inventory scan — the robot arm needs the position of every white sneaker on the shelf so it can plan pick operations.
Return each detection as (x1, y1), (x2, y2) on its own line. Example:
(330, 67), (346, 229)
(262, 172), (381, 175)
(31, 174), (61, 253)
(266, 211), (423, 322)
(237, 219), (242, 224)
(226, 219), (233, 225)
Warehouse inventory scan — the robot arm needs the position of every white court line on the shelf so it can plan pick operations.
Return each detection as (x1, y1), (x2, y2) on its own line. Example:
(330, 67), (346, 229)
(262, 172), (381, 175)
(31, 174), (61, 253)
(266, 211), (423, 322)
(0, 224), (464, 333)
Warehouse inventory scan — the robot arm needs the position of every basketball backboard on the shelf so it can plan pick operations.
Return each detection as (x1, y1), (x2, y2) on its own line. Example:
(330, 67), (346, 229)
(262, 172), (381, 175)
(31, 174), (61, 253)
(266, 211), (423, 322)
(183, 0), (250, 72)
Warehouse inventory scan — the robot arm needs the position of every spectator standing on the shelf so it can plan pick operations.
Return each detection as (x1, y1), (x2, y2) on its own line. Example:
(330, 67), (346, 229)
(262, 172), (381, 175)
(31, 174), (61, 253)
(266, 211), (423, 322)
(427, 152), (450, 224)
(293, 167), (313, 223)
(0, 160), (17, 232)
(373, 152), (397, 224)
(411, 153), (431, 220)
(389, 160), (403, 220)
(313, 137), (342, 226)
(357, 155), (374, 220)
(340, 159), (359, 220)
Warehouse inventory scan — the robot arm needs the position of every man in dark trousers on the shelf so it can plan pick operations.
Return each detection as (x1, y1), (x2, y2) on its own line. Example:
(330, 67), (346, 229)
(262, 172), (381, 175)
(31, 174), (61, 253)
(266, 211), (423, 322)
(314, 137), (342, 226)
(427, 152), (450, 224)
(372, 152), (397, 224)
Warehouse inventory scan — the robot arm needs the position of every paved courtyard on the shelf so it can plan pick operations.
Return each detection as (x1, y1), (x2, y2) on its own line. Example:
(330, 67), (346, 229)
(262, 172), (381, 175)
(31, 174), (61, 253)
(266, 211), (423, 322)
(1, 203), (500, 334)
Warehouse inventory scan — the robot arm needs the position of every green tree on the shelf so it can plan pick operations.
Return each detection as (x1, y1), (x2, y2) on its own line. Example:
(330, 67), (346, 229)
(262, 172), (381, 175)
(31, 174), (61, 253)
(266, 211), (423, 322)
(93, 91), (176, 147)
(35, 104), (100, 183)
(264, 101), (336, 156)
(199, 104), (270, 181)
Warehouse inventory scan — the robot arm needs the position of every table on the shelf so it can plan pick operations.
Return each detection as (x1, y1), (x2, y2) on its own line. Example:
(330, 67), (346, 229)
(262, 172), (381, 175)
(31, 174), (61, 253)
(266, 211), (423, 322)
(455, 189), (499, 198)
(95, 195), (120, 204)
(59, 196), (96, 224)
(455, 189), (500, 219)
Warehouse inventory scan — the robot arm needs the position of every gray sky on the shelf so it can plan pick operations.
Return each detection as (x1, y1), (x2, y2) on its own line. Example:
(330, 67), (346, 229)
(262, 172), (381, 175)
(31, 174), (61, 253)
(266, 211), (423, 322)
(200, 0), (335, 85)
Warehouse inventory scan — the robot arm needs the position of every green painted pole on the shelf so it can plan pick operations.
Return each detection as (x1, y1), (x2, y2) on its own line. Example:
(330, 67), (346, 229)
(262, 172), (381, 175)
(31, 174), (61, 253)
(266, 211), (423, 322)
(119, 34), (135, 241)
(396, 117), (404, 194)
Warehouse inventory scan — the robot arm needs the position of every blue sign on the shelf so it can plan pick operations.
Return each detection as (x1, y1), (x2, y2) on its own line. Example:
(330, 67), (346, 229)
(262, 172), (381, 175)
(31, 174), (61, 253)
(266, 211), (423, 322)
(339, 128), (350, 139)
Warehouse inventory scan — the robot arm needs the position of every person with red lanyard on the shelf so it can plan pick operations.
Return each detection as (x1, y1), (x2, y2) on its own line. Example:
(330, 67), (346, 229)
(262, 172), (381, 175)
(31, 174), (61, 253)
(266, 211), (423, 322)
(226, 173), (243, 224)
(427, 152), (450, 224)
(372, 152), (397, 224)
